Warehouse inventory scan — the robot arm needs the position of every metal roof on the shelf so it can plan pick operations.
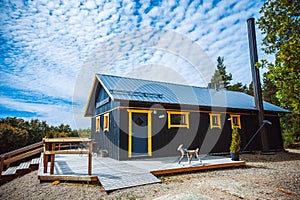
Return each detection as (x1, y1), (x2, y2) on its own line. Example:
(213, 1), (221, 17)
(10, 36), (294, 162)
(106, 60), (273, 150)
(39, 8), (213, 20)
(84, 74), (289, 117)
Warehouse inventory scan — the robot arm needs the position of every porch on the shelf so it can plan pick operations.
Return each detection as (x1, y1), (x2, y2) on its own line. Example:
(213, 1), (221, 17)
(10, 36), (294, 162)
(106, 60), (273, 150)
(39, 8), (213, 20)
(38, 154), (245, 192)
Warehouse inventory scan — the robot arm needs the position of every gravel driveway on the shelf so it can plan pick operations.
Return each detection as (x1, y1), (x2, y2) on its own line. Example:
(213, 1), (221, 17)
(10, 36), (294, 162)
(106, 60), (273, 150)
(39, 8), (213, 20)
(1, 149), (299, 200)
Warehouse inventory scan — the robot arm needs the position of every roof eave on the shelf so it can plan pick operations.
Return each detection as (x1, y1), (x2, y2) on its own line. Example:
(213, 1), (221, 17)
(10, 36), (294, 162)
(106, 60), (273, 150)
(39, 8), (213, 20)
(96, 74), (115, 101)
(84, 77), (99, 117)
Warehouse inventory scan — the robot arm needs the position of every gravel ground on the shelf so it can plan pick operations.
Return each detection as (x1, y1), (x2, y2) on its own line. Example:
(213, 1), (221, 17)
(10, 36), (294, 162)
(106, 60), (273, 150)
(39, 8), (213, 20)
(1, 149), (299, 200)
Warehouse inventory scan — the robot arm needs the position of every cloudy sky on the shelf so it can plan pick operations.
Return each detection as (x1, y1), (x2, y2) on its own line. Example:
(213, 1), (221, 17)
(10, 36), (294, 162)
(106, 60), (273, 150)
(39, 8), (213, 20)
(0, 0), (270, 129)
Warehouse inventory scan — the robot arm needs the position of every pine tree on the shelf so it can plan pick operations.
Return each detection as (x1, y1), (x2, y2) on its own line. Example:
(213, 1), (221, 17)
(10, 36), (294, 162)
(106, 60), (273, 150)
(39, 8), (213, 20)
(227, 82), (248, 93)
(208, 56), (232, 89)
(246, 81), (254, 96)
(262, 72), (279, 105)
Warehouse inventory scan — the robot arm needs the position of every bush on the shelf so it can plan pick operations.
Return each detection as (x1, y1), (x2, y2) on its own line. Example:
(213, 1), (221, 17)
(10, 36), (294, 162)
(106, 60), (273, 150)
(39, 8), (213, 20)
(230, 128), (241, 153)
(0, 117), (79, 154)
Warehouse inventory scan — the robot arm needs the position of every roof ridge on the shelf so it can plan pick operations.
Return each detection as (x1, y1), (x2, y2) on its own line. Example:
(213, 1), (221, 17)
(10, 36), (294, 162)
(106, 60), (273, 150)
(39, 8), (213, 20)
(97, 73), (208, 89)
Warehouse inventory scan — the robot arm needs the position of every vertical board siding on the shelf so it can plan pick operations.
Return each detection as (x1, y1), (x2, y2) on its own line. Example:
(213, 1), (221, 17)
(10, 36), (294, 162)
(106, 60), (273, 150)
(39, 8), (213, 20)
(95, 87), (110, 115)
(265, 116), (284, 150)
(92, 96), (284, 160)
(91, 85), (121, 160)
(119, 108), (129, 160)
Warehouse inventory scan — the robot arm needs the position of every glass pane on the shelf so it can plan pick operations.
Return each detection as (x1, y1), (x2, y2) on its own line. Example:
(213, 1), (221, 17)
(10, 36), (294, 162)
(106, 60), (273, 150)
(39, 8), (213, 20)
(134, 117), (144, 126)
(171, 114), (185, 125)
(104, 116), (108, 128)
(233, 117), (238, 125)
(212, 116), (219, 125)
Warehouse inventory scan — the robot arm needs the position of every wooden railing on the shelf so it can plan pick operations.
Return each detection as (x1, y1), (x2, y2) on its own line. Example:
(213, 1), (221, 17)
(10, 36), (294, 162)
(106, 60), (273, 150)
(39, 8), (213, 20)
(0, 141), (43, 176)
(43, 138), (93, 175)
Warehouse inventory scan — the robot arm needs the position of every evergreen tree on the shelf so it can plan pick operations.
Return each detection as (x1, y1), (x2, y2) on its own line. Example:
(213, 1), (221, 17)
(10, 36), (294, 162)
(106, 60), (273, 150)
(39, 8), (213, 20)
(262, 72), (279, 105)
(246, 81), (254, 96)
(209, 56), (250, 93)
(208, 56), (232, 89)
(227, 82), (248, 93)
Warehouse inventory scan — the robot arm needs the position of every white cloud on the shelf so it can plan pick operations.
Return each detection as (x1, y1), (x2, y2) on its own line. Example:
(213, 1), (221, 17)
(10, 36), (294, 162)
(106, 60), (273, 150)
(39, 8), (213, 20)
(0, 96), (75, 127)
(0, 0), (269, 128)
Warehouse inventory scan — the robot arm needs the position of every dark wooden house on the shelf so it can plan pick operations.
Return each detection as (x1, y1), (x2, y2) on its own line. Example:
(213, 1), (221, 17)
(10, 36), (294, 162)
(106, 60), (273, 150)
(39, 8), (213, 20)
(84, 74), (288, 160)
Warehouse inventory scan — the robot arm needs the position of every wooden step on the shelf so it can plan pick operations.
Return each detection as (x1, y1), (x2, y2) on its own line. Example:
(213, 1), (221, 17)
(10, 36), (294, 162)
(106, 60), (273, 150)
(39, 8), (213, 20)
(2, 166), (18, 175)
(30, 158), (40, 165)
(17, 161), (31, 170)
(2, 159), (37, 176)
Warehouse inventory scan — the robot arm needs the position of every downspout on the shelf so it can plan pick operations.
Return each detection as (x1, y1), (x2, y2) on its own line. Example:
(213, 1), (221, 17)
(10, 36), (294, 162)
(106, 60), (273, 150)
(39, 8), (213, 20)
(242, 120), (272, 152)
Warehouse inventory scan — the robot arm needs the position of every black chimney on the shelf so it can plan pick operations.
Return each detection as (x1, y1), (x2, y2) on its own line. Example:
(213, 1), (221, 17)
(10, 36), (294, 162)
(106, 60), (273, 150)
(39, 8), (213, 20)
(247, 18), (269, 151)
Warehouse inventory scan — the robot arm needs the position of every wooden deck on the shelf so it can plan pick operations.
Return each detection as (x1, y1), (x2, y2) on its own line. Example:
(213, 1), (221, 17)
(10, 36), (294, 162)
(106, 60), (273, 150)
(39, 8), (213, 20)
(38, 153), (246, 191)
(125, 156), (246, 175)
(38, 153), (160, 191)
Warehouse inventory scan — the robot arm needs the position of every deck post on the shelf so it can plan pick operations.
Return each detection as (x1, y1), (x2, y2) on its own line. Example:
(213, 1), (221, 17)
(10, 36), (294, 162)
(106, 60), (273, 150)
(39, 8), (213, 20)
(88, 141), (92, 175)
(43, 142), (48, 173)
(43, 138), (49, 173)
(0, 156), (4, 176)
(50, 143), (55, 174)
(43, 154), (47, 173)
(6, 155), (11, 168)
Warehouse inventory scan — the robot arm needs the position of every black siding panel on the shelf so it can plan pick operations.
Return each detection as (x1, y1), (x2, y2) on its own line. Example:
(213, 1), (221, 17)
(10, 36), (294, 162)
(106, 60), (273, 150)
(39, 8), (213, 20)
(91, 84), (121, 160)
(204, 114), (231, 154)
(92, 99), (284, 160)
(239, 115), (261, 151)
(96, 109), (120, 160)
(265, 116), (284, 150)
(119, 109), (129, 160)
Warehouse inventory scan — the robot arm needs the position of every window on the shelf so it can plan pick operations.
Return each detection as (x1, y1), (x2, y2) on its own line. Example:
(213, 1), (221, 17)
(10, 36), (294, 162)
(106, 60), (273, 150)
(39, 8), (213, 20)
(209, 113), (221, 129)
(96, 116), (100, 132)
(103, 113), (110, 132)
(167, 111), (189, 129)
(230, 114), (241, 129)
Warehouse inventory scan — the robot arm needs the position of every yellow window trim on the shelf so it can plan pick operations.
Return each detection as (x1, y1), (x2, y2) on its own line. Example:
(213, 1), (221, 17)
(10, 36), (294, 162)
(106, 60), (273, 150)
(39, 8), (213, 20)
(209, 113), (221, 129)
(230, 114), (241, 129)
(95, 116), (100, 132)
(167, 111), (190, 129)
(127, 109), (152, 158)
(103, 113), (110, 132)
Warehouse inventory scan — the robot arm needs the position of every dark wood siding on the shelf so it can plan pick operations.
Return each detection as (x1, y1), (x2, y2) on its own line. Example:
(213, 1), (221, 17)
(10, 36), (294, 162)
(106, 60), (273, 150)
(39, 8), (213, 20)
(119, 108), (129, 160)
(97, 108), (120, 160)
(116, 105), (284, 160)
(91, 85), (121, 160)
(265, 115), (284, 150)
(93, 97), (284, 160)
(95, 86), (110, 115)
(239, 114), (262, 151)
(151, 110), (199, 158)
(199, 114), (231, 154)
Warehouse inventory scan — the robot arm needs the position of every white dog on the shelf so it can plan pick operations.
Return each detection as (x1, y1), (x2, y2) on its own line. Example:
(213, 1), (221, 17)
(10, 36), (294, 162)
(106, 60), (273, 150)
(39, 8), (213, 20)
(177, 144), (202, 165)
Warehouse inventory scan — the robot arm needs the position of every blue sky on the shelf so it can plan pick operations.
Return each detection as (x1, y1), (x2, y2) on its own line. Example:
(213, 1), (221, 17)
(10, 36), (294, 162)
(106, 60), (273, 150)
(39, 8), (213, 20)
(0, 0), (270, 129)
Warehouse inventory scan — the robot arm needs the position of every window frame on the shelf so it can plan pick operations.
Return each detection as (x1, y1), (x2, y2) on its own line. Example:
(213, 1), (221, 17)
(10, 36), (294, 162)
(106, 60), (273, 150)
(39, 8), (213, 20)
(230, 114), (241, 129)
(209, 113), (221, 129)
(103, 113), (110, 132)
(95, 116), (100, 132)
(167, 111), (189, 129)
